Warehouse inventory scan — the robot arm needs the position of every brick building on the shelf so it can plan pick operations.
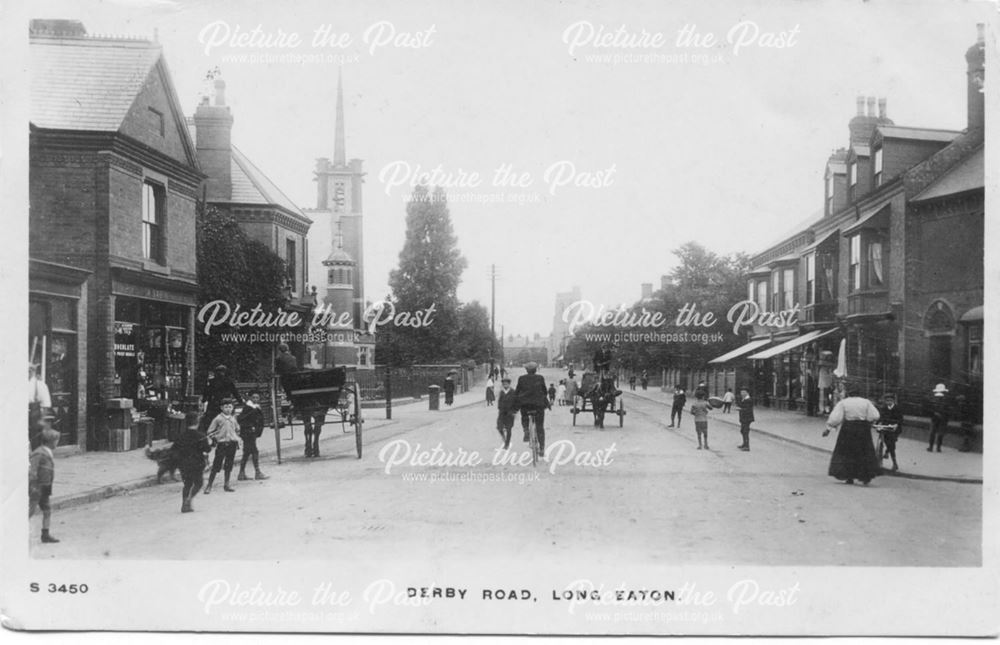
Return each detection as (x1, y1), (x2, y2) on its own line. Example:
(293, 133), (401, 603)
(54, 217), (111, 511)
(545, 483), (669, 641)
(29, 20), (203, 450)
(187, 77), (316, 371)
(715, 25), (985, 417)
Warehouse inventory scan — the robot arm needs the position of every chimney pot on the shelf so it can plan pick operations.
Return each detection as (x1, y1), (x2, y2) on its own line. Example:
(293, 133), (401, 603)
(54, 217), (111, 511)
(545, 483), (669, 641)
(213, 78), (226, 107)
(866, 96), (876, 117)
(856, 96), (865, 116)
(878, 97), (887, 119)
(977, 23), (985, 43)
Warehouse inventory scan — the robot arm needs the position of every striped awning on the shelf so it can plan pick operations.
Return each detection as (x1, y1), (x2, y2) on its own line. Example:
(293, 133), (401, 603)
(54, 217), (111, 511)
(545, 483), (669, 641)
(707, 339), (772, 364)
(747, 328), (838, 360)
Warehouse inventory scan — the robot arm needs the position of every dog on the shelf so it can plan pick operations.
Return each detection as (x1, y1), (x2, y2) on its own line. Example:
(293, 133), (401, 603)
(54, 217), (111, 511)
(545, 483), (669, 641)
(145, 443), (180, 483)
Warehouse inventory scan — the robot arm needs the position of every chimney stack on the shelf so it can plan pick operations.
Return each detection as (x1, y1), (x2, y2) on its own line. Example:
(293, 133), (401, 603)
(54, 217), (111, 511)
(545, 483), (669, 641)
(194, 77), (234, 201)
(866, 96), (876, 117)
(641, 283), (653, 299)
(878, 97), (887, 119)
(856, 96), (865, 116)
(966, 23), (986, 131)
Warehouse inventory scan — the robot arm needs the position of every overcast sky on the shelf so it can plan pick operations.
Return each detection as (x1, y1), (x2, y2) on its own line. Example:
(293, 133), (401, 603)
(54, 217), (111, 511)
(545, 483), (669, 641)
(14, 0), (992, 337)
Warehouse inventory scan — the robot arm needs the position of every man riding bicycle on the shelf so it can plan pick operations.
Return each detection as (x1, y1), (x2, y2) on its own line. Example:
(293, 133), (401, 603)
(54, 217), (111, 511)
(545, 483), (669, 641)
(515, 362), (550, 454)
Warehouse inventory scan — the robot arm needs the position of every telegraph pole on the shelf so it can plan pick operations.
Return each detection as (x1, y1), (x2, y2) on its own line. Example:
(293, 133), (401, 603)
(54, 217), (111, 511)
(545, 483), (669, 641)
(490, 264), (496, 374)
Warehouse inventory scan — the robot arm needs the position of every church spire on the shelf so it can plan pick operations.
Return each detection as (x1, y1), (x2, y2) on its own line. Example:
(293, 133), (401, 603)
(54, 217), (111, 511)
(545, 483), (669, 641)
(334, 67), (346, 167)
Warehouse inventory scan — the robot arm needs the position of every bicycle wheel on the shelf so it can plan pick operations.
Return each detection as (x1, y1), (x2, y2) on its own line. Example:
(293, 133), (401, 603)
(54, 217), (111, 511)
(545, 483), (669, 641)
(529, 415), (539, 467)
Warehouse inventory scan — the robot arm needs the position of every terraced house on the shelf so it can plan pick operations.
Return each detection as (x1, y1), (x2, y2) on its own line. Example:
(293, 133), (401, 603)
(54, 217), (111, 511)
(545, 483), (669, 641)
(711, 25), (984, 419)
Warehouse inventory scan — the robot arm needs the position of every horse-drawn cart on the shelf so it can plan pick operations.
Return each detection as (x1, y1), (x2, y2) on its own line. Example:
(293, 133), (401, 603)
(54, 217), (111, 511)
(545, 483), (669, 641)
(279, 367), (363, 458)
(570, 371), (625, 428)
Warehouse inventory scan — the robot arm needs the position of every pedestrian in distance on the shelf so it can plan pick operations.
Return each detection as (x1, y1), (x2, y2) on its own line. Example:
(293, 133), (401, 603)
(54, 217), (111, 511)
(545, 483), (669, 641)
(629, 375), (636, 391)
(205, 397), (241, 494)
(237, 392), (268, 481)
(29, 426), (61, 543)
(925, 383), (950, 453)
(669, 384), (687, 427)
(548, 382), (557, 406)
(877, 392), (904, 472)
(722, 387), (735, 413)
(640, 372), (649, 391)
(736, 387), (754, 451)
(822, 383), (881, 485)
(557, 379), (567, 406)
(496, 377), (517, 450)
(690, 390), (712, 450)
(174, 413), (211, 513)
(485, 376), (496, 407)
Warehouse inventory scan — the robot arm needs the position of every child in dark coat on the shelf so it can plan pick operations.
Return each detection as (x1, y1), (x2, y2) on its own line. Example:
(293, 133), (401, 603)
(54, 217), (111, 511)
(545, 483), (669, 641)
(173, 414), (211, 513)
(29, 426), (60, 542)
(237, 392), (268, 481)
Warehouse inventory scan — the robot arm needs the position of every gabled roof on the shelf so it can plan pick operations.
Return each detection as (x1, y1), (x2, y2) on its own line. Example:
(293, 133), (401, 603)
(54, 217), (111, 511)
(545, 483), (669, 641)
(877, 125), (961, 143)
(31, 34), (163, 131)
(230, 145), (307, 218)
(912, 145), (984, 202)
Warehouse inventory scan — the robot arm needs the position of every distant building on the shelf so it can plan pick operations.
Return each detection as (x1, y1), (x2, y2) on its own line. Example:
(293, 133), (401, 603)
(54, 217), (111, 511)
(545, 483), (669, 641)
(303, 72), (375, 369)
(547, 286), (581, 365)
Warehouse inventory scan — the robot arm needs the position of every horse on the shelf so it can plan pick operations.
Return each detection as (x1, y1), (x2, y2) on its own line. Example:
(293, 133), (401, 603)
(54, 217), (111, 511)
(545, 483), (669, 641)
(584, 373), (621, 429)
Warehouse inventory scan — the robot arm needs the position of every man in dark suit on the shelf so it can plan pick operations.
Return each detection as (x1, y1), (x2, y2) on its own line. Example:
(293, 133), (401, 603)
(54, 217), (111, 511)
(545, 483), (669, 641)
(274, 343), (299, 377)
(199, 365), (243, 433)
(496, 377), (517, 449)
(593, 343), (613, 374)
(515, 362), (550, 454)
(736, 387), (755, 451)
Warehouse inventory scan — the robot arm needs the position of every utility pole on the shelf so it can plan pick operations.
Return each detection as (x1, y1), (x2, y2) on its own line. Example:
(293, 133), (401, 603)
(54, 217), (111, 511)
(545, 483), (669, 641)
(490, 264), (497, 376)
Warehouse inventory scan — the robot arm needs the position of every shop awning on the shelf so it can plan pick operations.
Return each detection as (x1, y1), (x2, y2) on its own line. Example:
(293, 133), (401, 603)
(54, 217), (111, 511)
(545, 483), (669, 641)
(708, 339), (772, 364)
(747, 328), (838, 360)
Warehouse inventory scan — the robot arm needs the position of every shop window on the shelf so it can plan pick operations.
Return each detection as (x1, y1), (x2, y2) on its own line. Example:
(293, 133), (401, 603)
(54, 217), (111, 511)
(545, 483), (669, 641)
(849, 235), (861, 292)
(805, 254), (815, 305)
(967, 324), (982, 380)
(114, 298), (189, 404)
(142, 181), (165, 264)
(782, 268), (794, 310)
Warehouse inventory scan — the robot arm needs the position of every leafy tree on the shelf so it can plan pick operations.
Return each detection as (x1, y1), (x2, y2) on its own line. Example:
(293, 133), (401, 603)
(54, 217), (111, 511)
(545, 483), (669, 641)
(195, 204), (287, 385)
(378, 186), (468, 364)
(453, 301), (495, 364)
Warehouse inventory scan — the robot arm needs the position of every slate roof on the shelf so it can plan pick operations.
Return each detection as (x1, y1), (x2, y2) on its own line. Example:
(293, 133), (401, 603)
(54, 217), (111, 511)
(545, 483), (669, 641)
(878, 125), (961, 143)
(230, 145), (307, 218)
(912, 145), (984, 202)
(30, 34), (163, 131)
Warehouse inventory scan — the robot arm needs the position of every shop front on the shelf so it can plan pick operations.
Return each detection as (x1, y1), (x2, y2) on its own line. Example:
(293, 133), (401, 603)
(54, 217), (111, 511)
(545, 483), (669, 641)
(108, 272), (197, 445)
(29, 260), (91, 450)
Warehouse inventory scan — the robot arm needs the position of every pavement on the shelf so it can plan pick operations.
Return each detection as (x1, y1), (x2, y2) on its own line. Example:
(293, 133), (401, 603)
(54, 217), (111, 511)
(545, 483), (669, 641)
(624, 387), (982, 484)
(45, 386), (487, 511)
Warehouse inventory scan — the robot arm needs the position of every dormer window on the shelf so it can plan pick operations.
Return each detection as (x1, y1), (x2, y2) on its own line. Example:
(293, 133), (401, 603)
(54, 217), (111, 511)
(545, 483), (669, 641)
(873, 147), (883, 187)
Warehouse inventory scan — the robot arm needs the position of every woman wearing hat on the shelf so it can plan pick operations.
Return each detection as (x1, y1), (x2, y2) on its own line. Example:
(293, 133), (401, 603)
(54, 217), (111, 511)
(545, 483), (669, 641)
(822, 382), (881, 485)
(926, 383), (951, 453)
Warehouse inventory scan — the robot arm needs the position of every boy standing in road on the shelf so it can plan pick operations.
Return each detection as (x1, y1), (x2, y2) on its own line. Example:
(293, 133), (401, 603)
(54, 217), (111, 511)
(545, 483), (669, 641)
(237, 392), (268, 481)
(29, 426), (60, 543)
(736, 388), (754, 451)
(496, 377), (517, 449)
(205, 398), (241, 494)
(878, 392), (904, 471)
(690, 391), (712, 450)
(669, 385), (686, 427)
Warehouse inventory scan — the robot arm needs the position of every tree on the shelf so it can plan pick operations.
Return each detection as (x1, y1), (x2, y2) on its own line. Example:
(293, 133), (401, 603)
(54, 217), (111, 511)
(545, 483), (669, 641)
(453, 301), (495, 364)
(195, 205), (288, 385)
(379, 185), (468, 364)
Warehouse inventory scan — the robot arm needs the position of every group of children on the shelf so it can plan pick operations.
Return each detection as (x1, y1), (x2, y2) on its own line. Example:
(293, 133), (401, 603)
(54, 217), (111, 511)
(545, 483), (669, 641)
(173, 393), (269, 513)
(668, 385), (756, 452)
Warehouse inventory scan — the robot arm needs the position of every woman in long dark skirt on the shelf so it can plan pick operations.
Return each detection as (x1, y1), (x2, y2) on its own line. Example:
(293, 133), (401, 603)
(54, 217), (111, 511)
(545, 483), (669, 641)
(822, 384), (882, 485)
